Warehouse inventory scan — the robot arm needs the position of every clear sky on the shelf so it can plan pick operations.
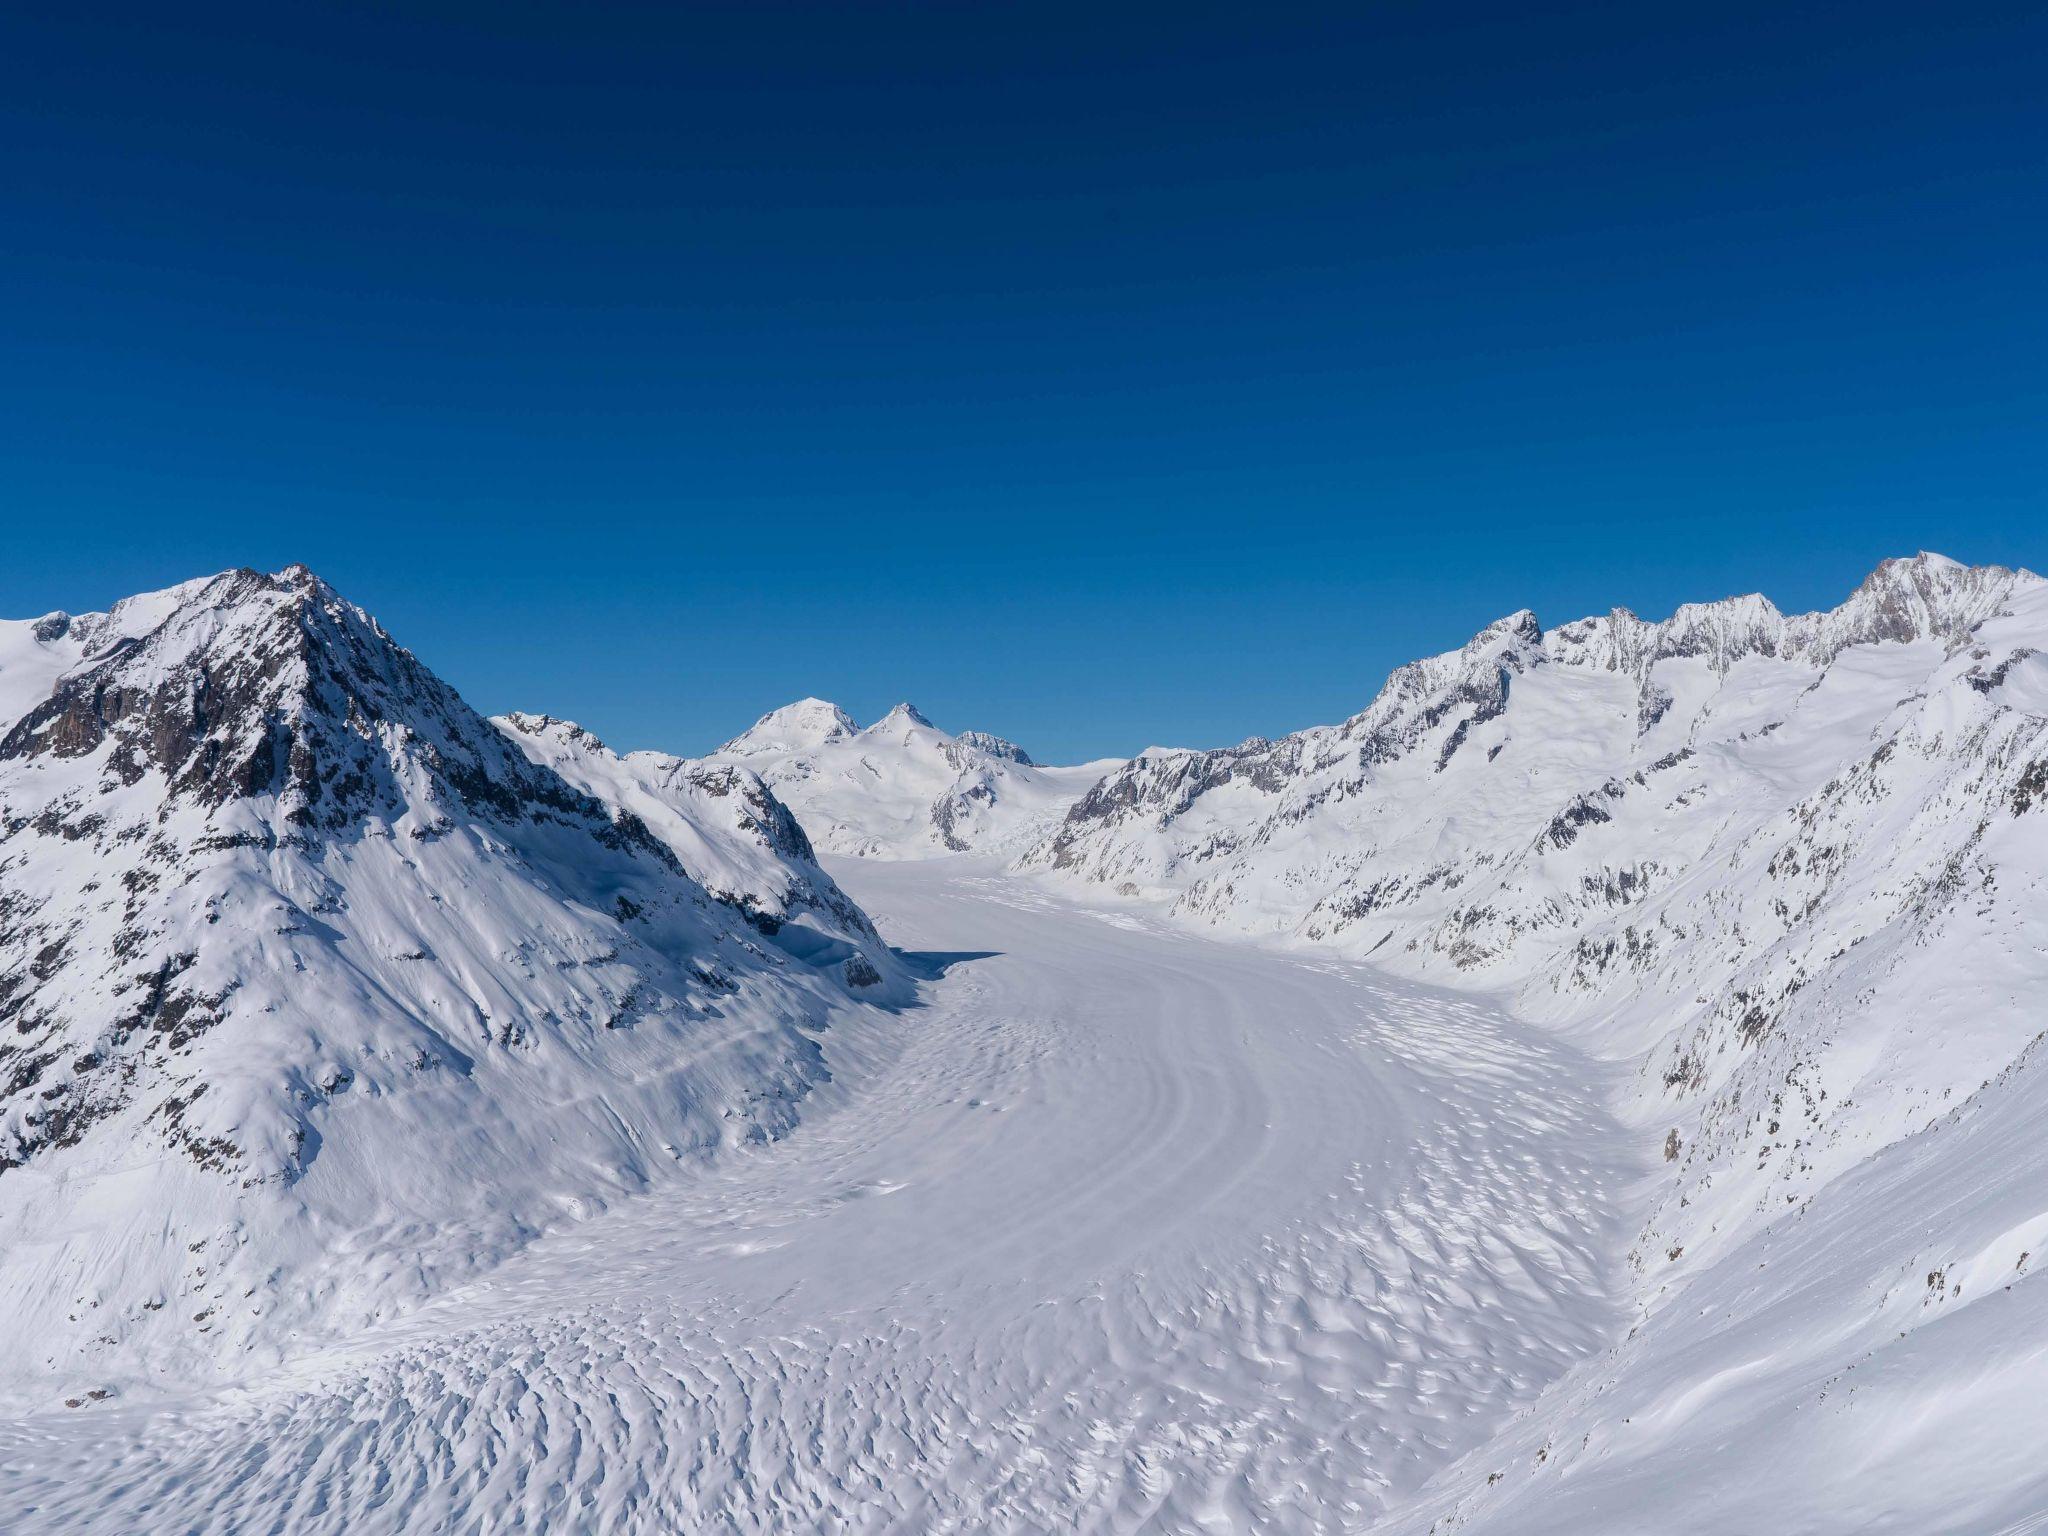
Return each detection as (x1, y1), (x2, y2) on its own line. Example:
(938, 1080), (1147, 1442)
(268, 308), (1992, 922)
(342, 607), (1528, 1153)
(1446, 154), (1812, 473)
(3, 3), (2045, 761)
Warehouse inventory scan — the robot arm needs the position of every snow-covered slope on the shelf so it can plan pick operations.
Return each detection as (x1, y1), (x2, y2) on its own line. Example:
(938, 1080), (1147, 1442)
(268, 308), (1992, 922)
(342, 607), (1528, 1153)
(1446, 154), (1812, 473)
(7, 552), (2046, 1533)
(1027, 551), (2048, 1530)
(1028, 553), (2048, 1242)
(0, 566), (895, 1404)
(0, 859), (1636, 1533)
(709, 697), (1118, 860)
(494, 712), (884, 976)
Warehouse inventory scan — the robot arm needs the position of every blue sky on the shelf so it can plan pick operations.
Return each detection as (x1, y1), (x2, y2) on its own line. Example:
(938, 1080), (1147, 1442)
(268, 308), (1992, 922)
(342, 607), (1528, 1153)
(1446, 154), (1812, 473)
(3, 2), (2045, 760)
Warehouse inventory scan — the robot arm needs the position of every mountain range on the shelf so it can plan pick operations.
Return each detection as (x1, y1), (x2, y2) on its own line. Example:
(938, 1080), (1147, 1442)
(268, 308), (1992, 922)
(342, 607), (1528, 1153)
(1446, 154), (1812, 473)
(1, 552), (2044, 1531)
(1013, 551), (2048, 1529)
(707, 696), (1117, 859)
(1026, 553), (2048, 1269)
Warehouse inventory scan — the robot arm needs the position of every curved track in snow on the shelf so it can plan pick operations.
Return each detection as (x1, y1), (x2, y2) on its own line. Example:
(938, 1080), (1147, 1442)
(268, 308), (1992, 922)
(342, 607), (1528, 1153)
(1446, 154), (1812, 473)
(0, 863), (1635, 1533)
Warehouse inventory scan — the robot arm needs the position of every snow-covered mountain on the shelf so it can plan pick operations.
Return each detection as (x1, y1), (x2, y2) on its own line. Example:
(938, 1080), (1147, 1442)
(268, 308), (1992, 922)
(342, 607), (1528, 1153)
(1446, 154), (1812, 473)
(1027, 551), (2048, 1527)
(1032, 552), (2048, 1229)
(495, 711), (886, 976)
(8, 551), (2047, 1532)
(0, 566), (895, 1402)
(708, 697), (1119, 859)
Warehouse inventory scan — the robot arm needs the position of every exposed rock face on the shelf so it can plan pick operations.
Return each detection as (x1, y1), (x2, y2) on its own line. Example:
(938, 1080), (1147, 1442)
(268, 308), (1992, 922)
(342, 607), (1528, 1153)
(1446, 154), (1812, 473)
(2, 566), (637, 835)
(953, 731), (1033, 766)
(0, 567), (897, 1393)
(710, 700), (1116, 859)
(1027, 552), (2048, 1278)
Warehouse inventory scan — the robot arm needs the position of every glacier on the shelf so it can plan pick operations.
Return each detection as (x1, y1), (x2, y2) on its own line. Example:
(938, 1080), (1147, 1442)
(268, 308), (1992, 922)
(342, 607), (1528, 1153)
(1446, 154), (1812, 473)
(1, 555), (2045, 1533)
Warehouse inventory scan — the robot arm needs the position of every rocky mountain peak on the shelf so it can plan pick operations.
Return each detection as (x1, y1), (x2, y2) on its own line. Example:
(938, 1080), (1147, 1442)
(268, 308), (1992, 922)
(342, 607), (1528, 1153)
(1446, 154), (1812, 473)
(1655, 591), (1786, 666)
(869, 702), (934, 731)
(955, 729), (1034, 765)
(500, 711), (609, 753)
(1484, 608), (1545, 648)
(1801, 550), (2041, 663)
(0, 566), (605, 836)
(0, 568), (901, 1374)
(29, 611), (73, 643)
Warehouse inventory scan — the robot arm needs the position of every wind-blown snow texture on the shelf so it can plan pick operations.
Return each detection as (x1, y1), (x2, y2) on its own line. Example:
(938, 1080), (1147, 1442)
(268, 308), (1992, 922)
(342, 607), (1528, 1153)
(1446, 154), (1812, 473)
(1029, 551), (2048, 1531)
(2, 553), (2045, 1534)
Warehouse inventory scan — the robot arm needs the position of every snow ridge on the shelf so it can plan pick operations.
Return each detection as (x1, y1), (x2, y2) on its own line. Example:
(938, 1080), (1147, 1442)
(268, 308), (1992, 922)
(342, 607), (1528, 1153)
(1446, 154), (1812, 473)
(0, 567), (896, 1401)
(6, 552), (2048, 1533)
(710, 699), (1117, 859)
(1027, 550), (2048, 1530)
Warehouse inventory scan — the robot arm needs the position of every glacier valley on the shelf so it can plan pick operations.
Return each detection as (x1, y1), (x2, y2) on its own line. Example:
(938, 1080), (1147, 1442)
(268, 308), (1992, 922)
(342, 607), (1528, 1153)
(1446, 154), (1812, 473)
(2, 555), (2045, 1533)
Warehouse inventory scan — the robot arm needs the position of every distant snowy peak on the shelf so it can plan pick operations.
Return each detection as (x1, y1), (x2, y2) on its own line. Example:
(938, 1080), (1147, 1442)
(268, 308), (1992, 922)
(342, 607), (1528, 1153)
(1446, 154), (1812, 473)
(701, 698), (1112, 860)
(720, 698), (1027, 766)
(719, 697), (858, 755)
(1547, 551), (2040, 680)
(955, 730), (1033, 766)
(868, 701), (933, 732)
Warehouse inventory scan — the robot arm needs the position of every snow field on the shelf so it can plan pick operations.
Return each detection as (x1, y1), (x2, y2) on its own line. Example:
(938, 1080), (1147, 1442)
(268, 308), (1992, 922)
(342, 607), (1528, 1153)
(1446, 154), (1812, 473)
(0, 859), (1636, 1533)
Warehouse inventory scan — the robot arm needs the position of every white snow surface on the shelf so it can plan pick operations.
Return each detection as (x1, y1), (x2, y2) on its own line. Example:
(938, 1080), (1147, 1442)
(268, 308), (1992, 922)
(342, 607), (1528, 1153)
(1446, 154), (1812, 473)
(0, 858), (1636, 1532)
(3, 553), (2048, 1532)
(0, 568), (899, 1409)
(708, 697), (1120, 860)
(1023, 551), (2048, 1531)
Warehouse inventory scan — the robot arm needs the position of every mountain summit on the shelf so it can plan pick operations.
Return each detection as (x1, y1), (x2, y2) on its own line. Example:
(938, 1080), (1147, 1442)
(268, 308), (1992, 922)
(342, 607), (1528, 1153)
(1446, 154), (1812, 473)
(0, 567), (894, 1394)
(717, 697), (858, 755)
(707, 700), (1115, 859)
